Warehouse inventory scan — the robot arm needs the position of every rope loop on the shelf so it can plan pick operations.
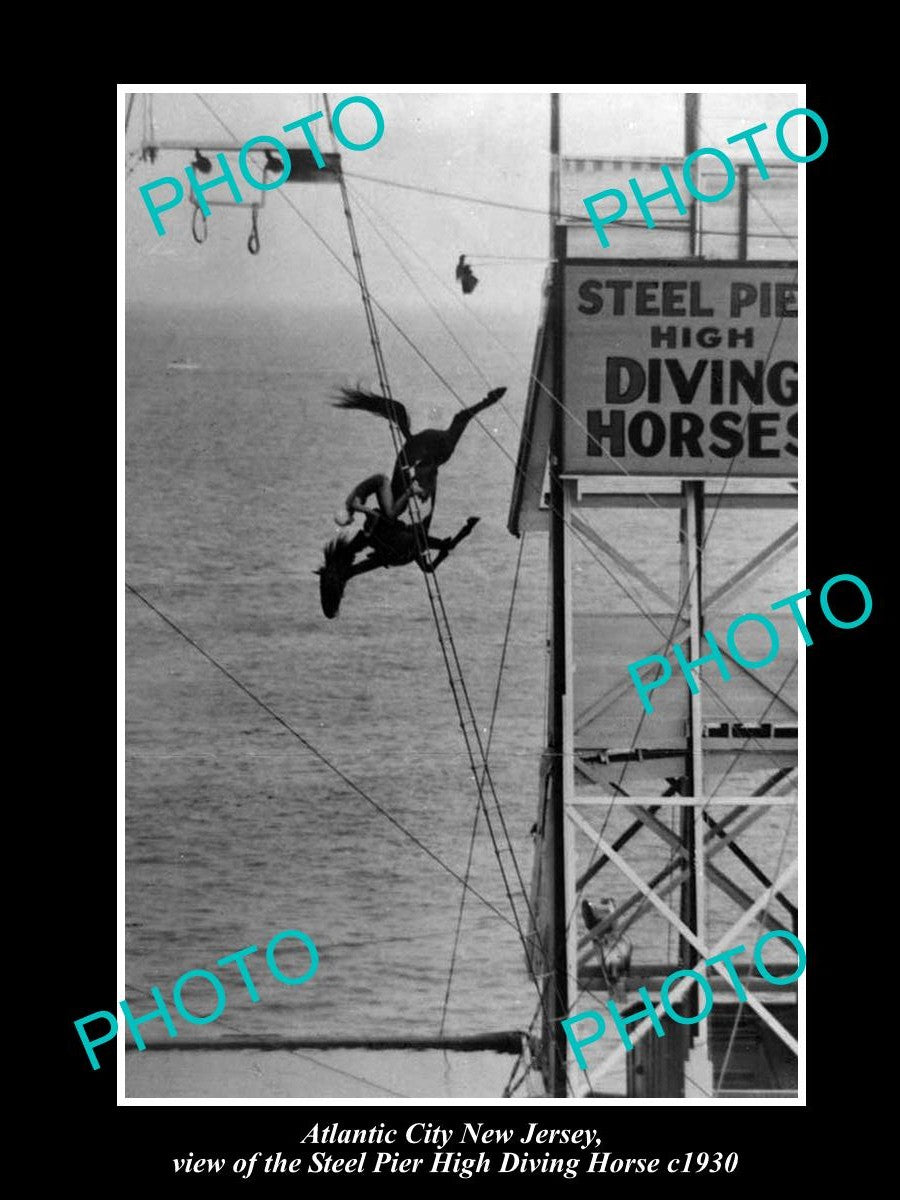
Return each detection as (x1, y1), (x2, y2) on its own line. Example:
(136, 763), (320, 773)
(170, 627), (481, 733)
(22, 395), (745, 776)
(191, 205), (207, 245)
(247, 207), (260, 255)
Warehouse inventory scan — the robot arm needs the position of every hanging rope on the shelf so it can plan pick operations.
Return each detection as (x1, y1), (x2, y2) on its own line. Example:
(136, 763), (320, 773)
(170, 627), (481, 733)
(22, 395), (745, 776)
(192, 204), (207, 245)
(247, 206), (260, 255)
(502, 1033), (535, 1097)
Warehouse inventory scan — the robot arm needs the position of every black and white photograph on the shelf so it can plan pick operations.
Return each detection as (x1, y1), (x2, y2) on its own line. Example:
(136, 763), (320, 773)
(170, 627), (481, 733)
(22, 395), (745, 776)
(118, 86), (812, 1117)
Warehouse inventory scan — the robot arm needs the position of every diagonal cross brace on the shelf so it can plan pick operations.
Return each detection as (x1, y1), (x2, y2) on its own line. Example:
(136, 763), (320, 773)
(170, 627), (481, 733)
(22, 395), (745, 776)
(575, 806), (765, 955)
(574, 760), (793, 925)
(621, 804), (788, 933)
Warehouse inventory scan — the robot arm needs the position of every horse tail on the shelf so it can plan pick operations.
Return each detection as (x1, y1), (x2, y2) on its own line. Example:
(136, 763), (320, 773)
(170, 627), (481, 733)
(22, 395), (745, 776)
(332, 386), (412, 440)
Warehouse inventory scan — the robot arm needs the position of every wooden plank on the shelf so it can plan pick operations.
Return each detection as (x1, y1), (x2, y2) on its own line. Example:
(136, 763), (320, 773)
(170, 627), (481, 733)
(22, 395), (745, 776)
(125, 1031), (524, 1054)
(717, 1089), (799, 1096)
(580, 966), (797, 990)
(685, 480), (708, 1087)
(563, 479), (578, 1083)
(580, 961), (792, 980)
(573, 493), (797, 510)
(571, 796), (795, 807)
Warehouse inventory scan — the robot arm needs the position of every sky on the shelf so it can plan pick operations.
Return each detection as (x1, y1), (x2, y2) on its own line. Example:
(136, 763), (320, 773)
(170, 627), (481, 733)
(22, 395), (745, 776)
(123, 88), (798, 316)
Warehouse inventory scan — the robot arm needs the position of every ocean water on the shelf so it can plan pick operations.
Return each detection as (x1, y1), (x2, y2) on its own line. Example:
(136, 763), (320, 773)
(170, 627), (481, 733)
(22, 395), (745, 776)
(125, 300), (798, 1098)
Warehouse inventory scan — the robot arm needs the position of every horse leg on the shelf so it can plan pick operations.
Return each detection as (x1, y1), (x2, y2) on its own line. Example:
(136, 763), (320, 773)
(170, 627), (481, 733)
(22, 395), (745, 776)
(441, 515), (480, 551)
(447, 387), (507, 448)
(417, 517), (480, 573)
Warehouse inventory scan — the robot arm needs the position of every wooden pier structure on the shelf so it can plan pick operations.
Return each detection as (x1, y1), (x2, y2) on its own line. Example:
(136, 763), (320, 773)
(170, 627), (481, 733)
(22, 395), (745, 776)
(510, 93), (800, 1099)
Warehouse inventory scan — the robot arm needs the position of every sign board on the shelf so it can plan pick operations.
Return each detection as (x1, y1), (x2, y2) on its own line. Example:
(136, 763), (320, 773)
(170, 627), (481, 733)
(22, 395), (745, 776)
(562, 260), (798, 477)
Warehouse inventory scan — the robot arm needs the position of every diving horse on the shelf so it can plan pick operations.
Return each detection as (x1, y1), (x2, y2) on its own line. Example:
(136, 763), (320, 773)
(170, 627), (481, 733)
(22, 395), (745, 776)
(316, 384), (506, 618)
